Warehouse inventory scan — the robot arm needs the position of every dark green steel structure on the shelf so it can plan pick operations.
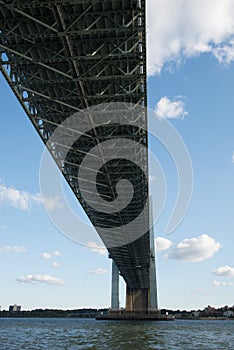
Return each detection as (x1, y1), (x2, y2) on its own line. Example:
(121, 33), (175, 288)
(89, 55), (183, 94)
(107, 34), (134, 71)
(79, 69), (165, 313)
(0, 0), (152, 293)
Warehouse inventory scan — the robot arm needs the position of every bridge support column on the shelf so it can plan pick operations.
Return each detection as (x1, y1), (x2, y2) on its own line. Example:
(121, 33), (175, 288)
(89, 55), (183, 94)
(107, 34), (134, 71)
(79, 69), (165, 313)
(149, 197), (158, 311)
(111, 260), (119, 310)
(125, 197), (158, 313)
(125, 287), (149, 311)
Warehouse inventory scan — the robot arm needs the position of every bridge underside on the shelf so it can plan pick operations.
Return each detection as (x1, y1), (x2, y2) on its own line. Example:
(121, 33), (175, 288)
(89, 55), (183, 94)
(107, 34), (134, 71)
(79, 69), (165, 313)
(0, 0), (157, 308)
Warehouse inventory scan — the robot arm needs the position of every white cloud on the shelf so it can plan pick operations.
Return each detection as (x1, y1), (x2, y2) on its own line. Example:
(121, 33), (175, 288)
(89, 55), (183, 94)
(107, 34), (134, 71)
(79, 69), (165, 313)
(17, 274), (64, 285)
(147, 0), (234, 75)
(166, 234), (221, 262)
(88, 268), (108, 275)
(85, 242), (106, 255)
(0, 182), (62, 211)
(213, 40), (234, 64)
(155, 97), (188, 119)
(41, 250), (61, 260)
(0, 245), (26, 253)
(52, 250), (61, 257)
(0, 183), (33, 210)
(0, 224), (8, 231)
(149, 175), (156, 182)
(213, 280), (233, 287)
(52, 262), (60, 268)
(41, 252), (52, 259)
(39, 196), (63, 211)
(232, 152), (234, 162)
(186, 287), (215, 296)
(213, 265), (234, 278)
(155, 236), (172, 252)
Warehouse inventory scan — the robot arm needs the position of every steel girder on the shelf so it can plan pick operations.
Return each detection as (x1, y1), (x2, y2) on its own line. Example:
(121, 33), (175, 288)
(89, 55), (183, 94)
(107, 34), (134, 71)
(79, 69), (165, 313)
(0, 0), (150, 289)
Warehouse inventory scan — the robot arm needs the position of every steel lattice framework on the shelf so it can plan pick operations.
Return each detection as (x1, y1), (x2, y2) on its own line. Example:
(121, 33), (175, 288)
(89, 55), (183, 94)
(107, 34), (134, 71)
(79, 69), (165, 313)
(0, 0), (150, 289)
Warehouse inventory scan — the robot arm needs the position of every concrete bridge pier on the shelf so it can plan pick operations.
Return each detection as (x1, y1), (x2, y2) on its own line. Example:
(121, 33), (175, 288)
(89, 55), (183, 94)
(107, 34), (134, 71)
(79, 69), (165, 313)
(148, 196), (158, 312)
(124, 197), (158, 314)
(103, 198), (160, 320)
(111, 260), (119, 311)
(125, 246), (158, 312)
(125, 287), (149, 311)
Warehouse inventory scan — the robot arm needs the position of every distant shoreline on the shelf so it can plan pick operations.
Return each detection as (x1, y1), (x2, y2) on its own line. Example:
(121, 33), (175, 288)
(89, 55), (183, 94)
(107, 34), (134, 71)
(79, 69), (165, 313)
(0, 309), (233, 320)
(179, 317), (234, 321)
(0, 316), (233, 320)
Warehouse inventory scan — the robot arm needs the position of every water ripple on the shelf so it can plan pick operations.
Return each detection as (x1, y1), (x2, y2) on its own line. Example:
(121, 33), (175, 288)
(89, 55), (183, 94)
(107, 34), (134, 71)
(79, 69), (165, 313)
(0, 318), (233, 350)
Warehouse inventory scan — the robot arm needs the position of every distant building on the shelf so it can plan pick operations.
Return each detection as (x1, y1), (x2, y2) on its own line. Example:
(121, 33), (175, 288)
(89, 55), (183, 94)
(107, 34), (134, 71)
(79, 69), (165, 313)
(223, 310), (234, 317)
(9, 304), (21, 312)
(192, 311), (200, 318)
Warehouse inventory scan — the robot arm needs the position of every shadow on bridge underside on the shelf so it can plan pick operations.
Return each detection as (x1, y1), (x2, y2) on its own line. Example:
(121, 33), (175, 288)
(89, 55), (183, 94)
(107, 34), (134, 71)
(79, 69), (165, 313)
(0, 0), (151, 290)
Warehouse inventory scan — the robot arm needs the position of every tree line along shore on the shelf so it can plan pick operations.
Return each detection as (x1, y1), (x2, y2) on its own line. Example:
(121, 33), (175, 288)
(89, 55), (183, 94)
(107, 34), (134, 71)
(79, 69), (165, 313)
(0, 305), (233, 319)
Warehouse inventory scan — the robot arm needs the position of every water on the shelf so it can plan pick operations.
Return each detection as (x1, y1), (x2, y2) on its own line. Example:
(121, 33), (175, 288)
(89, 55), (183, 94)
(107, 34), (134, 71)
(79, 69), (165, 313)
(0, 318), (233, 350)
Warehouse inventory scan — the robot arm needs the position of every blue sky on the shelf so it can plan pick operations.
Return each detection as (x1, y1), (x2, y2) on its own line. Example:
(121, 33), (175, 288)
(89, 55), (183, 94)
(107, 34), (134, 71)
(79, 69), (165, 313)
(1, 0), (234, 311)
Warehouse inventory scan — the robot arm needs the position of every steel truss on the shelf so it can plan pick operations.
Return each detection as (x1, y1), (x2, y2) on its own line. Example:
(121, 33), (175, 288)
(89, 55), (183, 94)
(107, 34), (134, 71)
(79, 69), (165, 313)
(0, 0), (150, 289)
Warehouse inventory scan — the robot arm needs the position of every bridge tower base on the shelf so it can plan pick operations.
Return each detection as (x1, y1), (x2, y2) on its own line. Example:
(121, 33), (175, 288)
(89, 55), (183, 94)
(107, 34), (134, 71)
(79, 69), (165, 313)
(125, 287), (148, 311)
(125, 196), (159, 313)
(96, 199), (172, 320)
(111, 260), (119, 311)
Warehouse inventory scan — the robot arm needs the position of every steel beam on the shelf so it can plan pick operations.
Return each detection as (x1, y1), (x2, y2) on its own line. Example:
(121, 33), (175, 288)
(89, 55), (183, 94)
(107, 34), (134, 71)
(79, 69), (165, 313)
(0, 0), (150, 291)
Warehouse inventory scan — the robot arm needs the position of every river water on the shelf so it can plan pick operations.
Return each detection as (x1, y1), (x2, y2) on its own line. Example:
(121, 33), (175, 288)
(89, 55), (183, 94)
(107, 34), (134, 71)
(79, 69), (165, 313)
(0, 318), (233, 349)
